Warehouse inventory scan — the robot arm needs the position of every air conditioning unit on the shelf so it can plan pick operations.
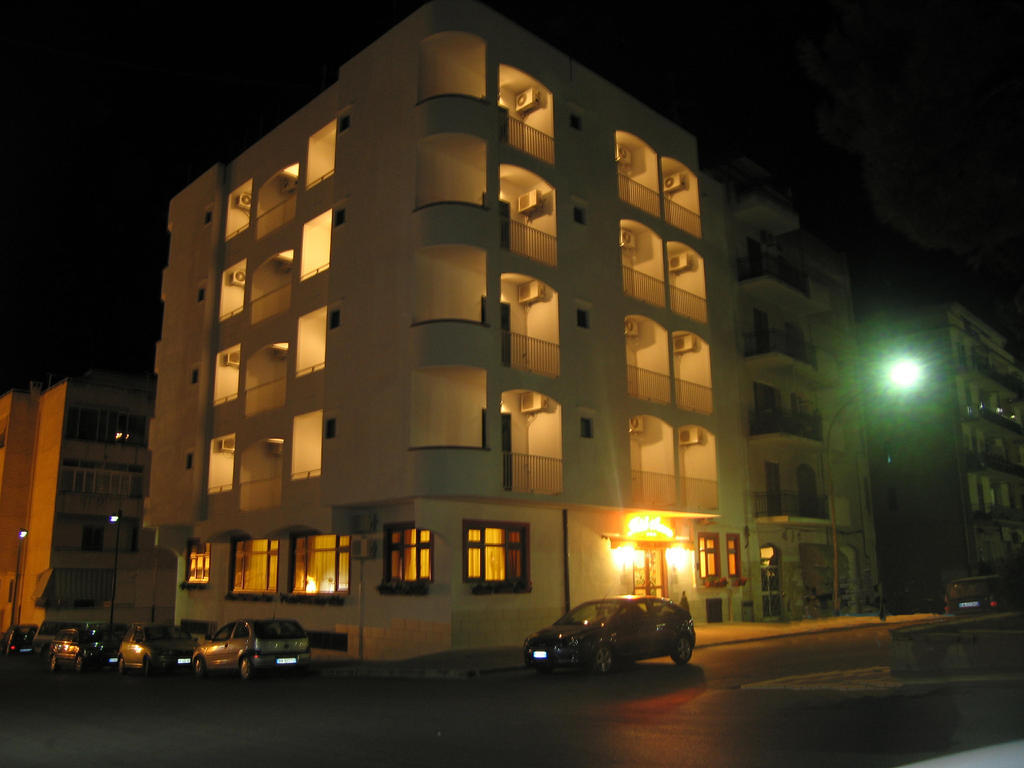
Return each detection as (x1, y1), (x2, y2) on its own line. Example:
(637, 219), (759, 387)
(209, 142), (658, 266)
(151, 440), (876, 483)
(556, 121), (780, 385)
(220, 350), (241, 367)
(272, 251), (294, 269)
(624, 318), (640, 337)
(663, 172), (688, 193)
(269, 342), (289, 359)
(628, 416), (644, 434)
(679, 427), (704, 446)
(615, 144), (632, 165)
(520, 392), (545, 413)
(517, 189), (543, 217)
(517, 280), (547, 304)
(213, 436), (236, 453)
(515, 87), (542, 115)
(619, 228), (636, 249)
(265, 438), (285, 456)
(281, 176), (298, 194)
(235, 192), (252, 211)
(227, 269), (246, 287)
(668, 251), (697, 273)
(674, 333), (700, 353)
(351, 536), (377, 559)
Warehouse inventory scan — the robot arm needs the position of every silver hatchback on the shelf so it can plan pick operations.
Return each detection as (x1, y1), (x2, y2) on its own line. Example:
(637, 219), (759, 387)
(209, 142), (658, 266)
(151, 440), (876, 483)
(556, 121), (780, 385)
(192, 619), (311, 680)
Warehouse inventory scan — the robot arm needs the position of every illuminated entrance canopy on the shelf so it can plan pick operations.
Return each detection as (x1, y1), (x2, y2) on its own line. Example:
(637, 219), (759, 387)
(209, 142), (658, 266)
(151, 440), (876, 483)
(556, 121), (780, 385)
(626, 515), (675, 540)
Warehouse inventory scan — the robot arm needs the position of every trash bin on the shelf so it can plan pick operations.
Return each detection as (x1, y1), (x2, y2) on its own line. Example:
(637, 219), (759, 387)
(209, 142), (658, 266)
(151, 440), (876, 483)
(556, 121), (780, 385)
(741, 600), (754, 622)
(706, 597), (723, 623)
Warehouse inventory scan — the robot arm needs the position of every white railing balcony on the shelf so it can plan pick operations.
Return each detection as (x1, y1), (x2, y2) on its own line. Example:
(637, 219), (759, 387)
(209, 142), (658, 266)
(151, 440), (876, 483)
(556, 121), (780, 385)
(502, 331), (560, 378)
(631, 469), (677, 507)
(502, 452), (563, 494)
(245, 377), (286, 416)
(674, 378), (713, 414)
(250, 284), (291, 325)
(663, 196), (702, 238)
(239, 475), (282, 511)
(622, 265), (666, 308)
(680, 476), (718, 510)
(502, 114), (555, 164)
(501, 219), (557, 267)
(618, 173), (661, 217)
(627, 364), (671, 404)
(669, 286), (708, 323)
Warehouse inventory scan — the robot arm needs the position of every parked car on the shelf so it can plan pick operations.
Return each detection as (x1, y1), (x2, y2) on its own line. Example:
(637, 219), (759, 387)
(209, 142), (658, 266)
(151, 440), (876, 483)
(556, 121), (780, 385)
(192, 619), (311, 680)
(32, 621), (83, 655)
(117, 623), (197, 676)
(523, 595), (696, 674)
(2, 624), (37, 655)
(945, 575), (1009, 615)
(47, 626), (120, 672)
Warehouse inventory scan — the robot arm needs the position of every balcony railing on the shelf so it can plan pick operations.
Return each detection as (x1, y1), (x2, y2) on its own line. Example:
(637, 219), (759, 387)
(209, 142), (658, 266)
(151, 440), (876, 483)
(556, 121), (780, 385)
(239, 475), (282, 511)
(966, 450), (1024, 479)
(631, 469), (677, 507)
(502, 114), (555, 164)
(753, 491), (828, 520)
(680, 476), (718, 510)
(973, 359), (1024, 396)
(250, 284), (291, 325)
(749, 408), (823, 441)
(502, 331), (560, 378)
(256, 196), (297, 239)
(618, 173), (660, 217)
(674, 378), (713, 414)
(743, 330), (817, 367)
(979, 406), (1023, 435)
(736, 252), (809, 295)
(669, 286), (707, 323)
(621, 265), (666, 307)
(245, 377), (286, 416)
(502, 452), (563, 494)
(663, 196), (702, 238)
(627, 364), (671, 404)
(501, 219), (557, 267)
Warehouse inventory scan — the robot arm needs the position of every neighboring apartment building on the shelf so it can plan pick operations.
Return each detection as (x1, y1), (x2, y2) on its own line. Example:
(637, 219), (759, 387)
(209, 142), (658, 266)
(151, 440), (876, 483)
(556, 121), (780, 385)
(149, 0), (877, 658)
(864, 303), (1024, 612)
(0, 372), (176, 631)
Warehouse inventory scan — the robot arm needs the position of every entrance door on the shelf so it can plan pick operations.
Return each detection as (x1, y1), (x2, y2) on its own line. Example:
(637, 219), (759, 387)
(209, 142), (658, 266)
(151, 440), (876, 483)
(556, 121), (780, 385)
(760, 545), (781, 618)
(632, 548), (666, 597)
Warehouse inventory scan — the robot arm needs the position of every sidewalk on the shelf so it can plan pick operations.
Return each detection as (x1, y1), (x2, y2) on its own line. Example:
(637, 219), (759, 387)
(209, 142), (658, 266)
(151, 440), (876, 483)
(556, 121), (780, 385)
(315, 612), (945, 679)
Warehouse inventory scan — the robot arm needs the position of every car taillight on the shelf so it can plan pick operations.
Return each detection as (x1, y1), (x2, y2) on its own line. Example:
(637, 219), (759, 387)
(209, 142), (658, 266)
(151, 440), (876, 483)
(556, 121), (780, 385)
(990, 599), (998, 608)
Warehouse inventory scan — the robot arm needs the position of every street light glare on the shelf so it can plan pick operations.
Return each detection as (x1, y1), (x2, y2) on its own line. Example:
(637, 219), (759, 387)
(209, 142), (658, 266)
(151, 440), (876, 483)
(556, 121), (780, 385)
(889, 360), (922, 389)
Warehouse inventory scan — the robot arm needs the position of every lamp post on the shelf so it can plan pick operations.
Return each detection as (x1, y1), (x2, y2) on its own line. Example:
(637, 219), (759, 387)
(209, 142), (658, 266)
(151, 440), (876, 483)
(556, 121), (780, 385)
(825, 359), (922, 616)
(108, 513), (122, 630)
(12, 528), (27, 625)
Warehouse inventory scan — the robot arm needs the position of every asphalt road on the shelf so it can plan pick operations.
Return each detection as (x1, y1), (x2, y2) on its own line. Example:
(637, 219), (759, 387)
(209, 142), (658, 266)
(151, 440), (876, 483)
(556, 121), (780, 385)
(3, 626), (1022, 767)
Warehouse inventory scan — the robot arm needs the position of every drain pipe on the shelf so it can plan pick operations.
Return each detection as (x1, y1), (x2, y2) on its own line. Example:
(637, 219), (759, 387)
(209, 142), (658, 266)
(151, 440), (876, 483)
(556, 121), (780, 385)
(562, 509), (571, 614)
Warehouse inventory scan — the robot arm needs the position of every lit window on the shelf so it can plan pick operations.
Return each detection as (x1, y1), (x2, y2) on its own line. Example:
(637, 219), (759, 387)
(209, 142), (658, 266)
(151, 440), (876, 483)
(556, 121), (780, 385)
(698, 533), (719, 578)
(300, 211), (332, 280)
(464, 522), (527, 583)
(306, 120), (337, 189)
(292, 534), (350, 594)
(187, 541), (210, 584)
(232, 538), (279, 592)
(384, 525), (432, 582)
(726, 534), (740, 577)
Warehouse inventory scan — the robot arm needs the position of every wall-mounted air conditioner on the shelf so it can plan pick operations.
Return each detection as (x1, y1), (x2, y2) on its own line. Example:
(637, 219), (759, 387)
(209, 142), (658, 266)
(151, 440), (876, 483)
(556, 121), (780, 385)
(615, 144), (632, 165)
(518, 280), (547, 304)
(679, 427), (704, 446)
(674, 333), (700, 353)
(628, 416), (644, 434)
(517, 189), (543, 216)
(235, 192), (252, 211)
(265, 438), (285, 456)
(227, 269), (246, 287)
(220, 350), (241, 367)
(213, 436), (236, 453)
(520, 392), (545, 413)
(668, 252), (697, 273)
(272, 251), (294, 269)
(663, 172), (688, 193)
(619, 228), (636, 249)
(281, 176), (298, 194)
(624, 318), (640, 337)
(515, 87), (542, 115)
(269, 342), (289, 359)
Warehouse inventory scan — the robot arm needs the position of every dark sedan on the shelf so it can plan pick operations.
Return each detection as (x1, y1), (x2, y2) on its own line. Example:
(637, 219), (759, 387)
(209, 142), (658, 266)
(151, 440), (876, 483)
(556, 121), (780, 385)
(2, 624), (37, 655)
(47, 627), (120, 672)
(523, 596), (695, 674)
(117, 623), (197, 675)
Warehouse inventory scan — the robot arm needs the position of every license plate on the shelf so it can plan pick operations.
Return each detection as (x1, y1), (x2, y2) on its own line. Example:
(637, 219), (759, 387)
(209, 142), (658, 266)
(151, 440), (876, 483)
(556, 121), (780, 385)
(958, 600), (981, 608)
(177, 658), (190, 665)
(18, 648), (32, 654)
(532, 650), (548, 660)
(108, 657), (119, 664)
(276, 657), (297, 665)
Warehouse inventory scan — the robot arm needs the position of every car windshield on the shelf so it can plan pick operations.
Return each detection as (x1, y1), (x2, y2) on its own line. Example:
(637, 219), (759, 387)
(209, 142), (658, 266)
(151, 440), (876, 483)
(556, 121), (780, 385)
(252, 620), (304, 639)
(950, 578), (999, 599)
(145, 626), (192, 641)
(554, 601), (623, 626)
(81, 628), (115, 643)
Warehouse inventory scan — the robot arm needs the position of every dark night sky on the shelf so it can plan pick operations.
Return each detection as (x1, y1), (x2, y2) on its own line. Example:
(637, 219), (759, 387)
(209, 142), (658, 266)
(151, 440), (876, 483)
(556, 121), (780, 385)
(0, 1), (1007, 395)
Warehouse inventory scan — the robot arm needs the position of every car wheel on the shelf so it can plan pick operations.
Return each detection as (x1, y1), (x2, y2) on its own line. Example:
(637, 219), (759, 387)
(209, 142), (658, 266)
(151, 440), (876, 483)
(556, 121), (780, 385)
(48, 652), (58, 673)
(74, 654), (85, 674)
(670, 633), (693, 665)
(589, 644), (614, 674)
(239, 656), (255, 681)
(118, 657), (127, 675)
(193, 656), (207, 679)
(142, 656), (152, 677)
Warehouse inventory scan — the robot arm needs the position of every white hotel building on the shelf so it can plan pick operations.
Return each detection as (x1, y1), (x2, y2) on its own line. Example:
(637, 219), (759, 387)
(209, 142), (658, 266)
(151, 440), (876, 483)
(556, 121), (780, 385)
(149, 0), (877, 658)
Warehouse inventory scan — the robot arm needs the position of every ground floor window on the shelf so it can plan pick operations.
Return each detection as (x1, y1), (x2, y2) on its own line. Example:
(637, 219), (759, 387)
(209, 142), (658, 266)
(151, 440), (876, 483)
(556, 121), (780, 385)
(726, 533), (740, 577)
(187, 540), (210, 583)
(698, 533), (719, 579)
(232, 538), (279, 592)
(464, 522), (527, 582)
(293, 534), (350, 594)
(385, 525), (432, 582)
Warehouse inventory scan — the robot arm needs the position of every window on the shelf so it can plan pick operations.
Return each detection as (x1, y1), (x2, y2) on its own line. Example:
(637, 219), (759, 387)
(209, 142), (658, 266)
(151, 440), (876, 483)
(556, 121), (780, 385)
(197, 287), (205, 302)
(60, 460), (144, 497)
(325, 418), (336, 439)
(384, 525), (432, 582)
(204, 209), (212, 224)
(191, 368), (199, 384)
(232, 539), (279, 593)
(82, 526), (104, 551)
(185, 452), (193, 470)
(339, 114), (351, 132)
(329, 309), (341, 329)
(292, 534), (350, 594)
(464, 522), (526, 583)
(64, 407), (147, 445)
(576, 308), (590, 329)
(580, 417), (594, 438)
(187, 541), (210, 583)
(572, 206), (586, 224)
(726, 534), (740, 577)
(698, 533), (719, 578)
(333, 209), (346, 227)
(569, 113), (582, 130)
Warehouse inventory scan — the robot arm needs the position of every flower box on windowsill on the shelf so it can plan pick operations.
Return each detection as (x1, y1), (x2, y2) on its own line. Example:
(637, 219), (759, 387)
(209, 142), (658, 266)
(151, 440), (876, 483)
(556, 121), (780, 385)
(225, 592), (275, 602)
(732, 577), (748, 587)
(704, 578), (729, 589)
(179, 581), (209, 591)
(377, 579), (430, 596)
(470, 579), (532, 595)
(281, 593), (346, 606)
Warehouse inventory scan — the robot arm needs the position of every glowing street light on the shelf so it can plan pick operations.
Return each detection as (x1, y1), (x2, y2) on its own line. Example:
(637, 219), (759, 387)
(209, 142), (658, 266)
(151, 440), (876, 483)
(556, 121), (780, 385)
(889, 359), (922, 389)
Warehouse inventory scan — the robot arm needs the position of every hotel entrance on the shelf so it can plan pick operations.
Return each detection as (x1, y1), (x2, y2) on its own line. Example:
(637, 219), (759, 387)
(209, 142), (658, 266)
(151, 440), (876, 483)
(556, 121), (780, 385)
(632, 546), (666, 597)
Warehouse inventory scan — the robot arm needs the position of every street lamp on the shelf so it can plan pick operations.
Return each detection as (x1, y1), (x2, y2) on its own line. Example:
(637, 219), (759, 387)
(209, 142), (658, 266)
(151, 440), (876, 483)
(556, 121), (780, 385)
(108, 513), (122, 630)
(12, 528), (27, 625)
(825, 359), (923, 616)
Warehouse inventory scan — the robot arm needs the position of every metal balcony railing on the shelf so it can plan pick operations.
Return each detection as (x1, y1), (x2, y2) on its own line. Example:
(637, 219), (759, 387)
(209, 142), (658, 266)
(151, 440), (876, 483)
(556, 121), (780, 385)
(674, 378), (713, 414)
(621, 265), (666, 307)
(753, 491), (828, 519)
(663, 196), (702, 238)
(979, 406), (1023, 435)
(501, 219), (557, 267)
(966, 450), (1024, 479)
(631, 469), (677, 507)
(749, 408), (823, 441)
(617, 173), (660, 217)
(502, 331), (560, 378)
(743, 330), (817, 367)
(250, 284), (291, 325)
(502, 114), (555, 164)
(736, 252), (809, 295)
(627, 364), (671, 404)
(669, 286), (707, 323)
(680, 476), (718, 510)
(245, 377), (286, 416)
(502, 452), (563, 494)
